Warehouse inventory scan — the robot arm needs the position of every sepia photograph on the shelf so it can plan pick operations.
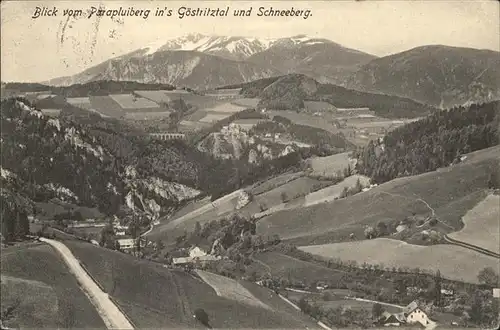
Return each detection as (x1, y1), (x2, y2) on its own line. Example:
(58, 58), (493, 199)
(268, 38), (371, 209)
(1, 0), (499, 329)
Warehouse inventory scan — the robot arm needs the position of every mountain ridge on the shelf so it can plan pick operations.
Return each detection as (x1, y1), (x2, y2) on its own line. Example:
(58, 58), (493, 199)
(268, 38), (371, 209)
(346, 44), (500, 108)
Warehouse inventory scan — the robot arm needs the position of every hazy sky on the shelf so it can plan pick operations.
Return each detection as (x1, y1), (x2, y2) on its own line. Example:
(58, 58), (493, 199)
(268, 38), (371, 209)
(1, 0), (499, 82)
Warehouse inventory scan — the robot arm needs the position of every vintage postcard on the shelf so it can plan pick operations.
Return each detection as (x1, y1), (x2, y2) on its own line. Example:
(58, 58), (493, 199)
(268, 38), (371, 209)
(1, 0), (499, 329)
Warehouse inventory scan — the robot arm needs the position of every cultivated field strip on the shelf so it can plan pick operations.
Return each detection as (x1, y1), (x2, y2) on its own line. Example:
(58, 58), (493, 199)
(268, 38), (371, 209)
(133, 90), (172, 103)
(299, 238), (499, 283)
(109, 94), (160, 109)
(89, 96), (124, 118)
(447, 194), (500, 254)
(204, 102), (247, 113)
(195, 270), (272, 310)
(199, 113), (232, 123)
(155, 189), (243, 233)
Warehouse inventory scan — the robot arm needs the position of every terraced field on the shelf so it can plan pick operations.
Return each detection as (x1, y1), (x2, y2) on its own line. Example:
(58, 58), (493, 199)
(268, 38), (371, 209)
(448, 194), (500, 254)
(299, 238), (499, 283)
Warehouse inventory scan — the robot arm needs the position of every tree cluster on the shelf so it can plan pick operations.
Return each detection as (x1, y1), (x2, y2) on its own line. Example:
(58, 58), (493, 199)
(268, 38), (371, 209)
(356, 101), (500, 183)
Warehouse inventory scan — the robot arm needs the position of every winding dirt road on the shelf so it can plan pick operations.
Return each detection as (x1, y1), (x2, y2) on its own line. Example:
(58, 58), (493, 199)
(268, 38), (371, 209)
(39, 238), (134, 330)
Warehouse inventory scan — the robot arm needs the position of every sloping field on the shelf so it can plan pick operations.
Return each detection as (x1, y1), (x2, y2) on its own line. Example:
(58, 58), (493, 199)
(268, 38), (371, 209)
(40, 109), (61, 117)
(204, 102), (247, 113)
(195, 270), (272, 310)
(63, 240), (317, 329)
(109, 94), (160, 109)
(304, 175), (371, 207)
(184, 110), (207, 121)
(0, 243), (105, 329)
(148, 190), (244, 240)
(232, 118), (270, 131)
(175, 268), (320, 329)
(238, 281), (319, 327)
(89, 96), (125, 118)
(66, 97), (92, 109)
(253, 176), (330, 208)
(254, 251), (346, 284)
(307, 152), (355, 177)
(231, 98), (260, 108)
(258, 146), (500, 245)
(299, 238), (499, 283)
(199, 113), (232, 123)
(250, 171), (305, 195)
(1, 275), (59, 328)
(62, 240), (193, 328)
(124, 111), (171, 120)
(205, 88), (242, 96)
(304, 101), (337, 112)
(268, 110), (339, 133)
(133, 90), (172, 103)
(168, 196), (212, 221)
(448, 194), (500, 254)
(179, 120), (211, 131)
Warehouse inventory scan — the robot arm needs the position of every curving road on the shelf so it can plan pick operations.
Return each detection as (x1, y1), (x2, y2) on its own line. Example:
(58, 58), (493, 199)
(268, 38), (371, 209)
(39, 238), (134, 330)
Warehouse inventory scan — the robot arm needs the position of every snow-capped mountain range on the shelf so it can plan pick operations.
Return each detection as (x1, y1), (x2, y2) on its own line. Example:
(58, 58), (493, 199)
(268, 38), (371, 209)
(137, 33), (337, 60)
(46, 33), (375, 88)
(43, 33), (500, 108)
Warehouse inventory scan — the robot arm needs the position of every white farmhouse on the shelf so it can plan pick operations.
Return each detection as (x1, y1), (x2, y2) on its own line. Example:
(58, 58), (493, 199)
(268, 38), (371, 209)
(404, 302), (436, 328)
(189, 246), (208, 258)
(117, 238), (135, 250)
(493, 288), (500, 298)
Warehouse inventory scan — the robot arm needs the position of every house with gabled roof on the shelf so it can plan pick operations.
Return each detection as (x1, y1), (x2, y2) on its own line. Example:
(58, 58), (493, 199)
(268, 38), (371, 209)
(380, 301), (436, 329)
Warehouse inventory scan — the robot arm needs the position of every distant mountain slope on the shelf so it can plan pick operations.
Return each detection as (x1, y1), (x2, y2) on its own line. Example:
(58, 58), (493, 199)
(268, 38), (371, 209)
(347, 45), (500, 108)
(2, 81), (175, 97)
(45, 51), (281, 90)
(227, 74), (435, 118)
(248, 34), (376, 85)
(44, 34), (376, 89)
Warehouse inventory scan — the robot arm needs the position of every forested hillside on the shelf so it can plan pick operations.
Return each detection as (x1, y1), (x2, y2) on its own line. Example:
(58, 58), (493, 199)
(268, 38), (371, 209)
(1, 97), (330, 241)
(356, 101), (500, 183)
(2, 81), (176, 97)
(223, 74), (435, 118)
